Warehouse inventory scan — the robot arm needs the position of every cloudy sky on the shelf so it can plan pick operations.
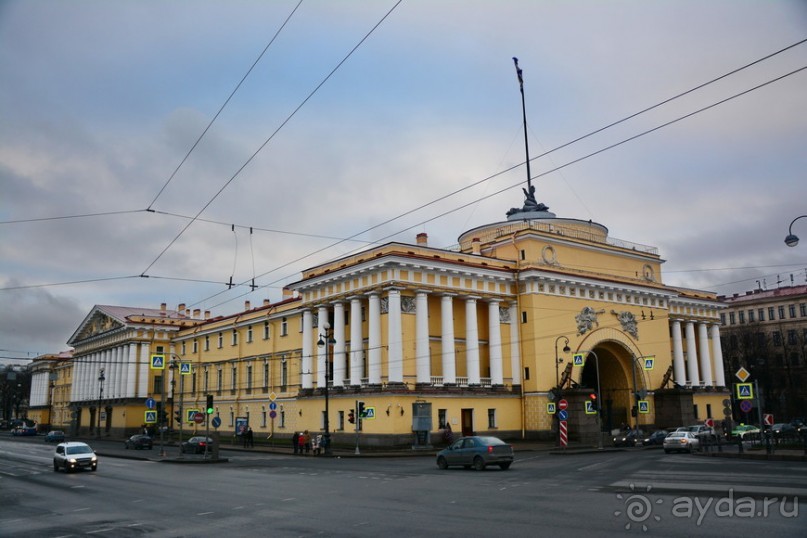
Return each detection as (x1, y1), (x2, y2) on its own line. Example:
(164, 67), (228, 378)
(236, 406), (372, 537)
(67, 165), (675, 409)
(2, 0), (806, 362)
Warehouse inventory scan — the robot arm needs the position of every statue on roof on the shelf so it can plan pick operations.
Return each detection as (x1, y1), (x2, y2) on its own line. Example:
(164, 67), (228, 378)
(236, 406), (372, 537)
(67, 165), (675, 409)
(506, 183), (550, 217)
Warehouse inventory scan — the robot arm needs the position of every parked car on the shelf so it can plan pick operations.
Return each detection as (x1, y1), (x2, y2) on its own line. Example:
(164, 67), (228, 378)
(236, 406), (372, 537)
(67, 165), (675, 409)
(181, 436), (214, 454)
(613, 429), (644, 447)
(771, 423), (796, 437)
(641, 430), (669, 446)
(436, 436), (514, 470)
(44, 430), (65, 443)
(124, 434), (153, 450)
(731, 424), (760, 439)
(684, 424), (717, 442)
(663, 432), (700, 453)
(53, 442), (97, 472)
(11, 425), (37, 436)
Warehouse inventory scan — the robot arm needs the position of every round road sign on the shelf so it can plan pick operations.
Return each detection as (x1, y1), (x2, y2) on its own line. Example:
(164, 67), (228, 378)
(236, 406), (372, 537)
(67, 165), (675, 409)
(269, 410), (277, 419)
(211, 416), (222, 428)
(558, 409), (568, 421)
(145, 397), (156, 410)
(739, 400), (753, 413)
(558, 399), (568, 411)
(193, 412), (205, 424)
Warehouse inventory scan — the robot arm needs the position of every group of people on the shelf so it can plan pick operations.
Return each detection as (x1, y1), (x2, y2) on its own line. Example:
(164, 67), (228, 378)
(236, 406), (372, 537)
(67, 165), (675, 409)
(292, 430), (324, 455)
(241, 426), (254, 447)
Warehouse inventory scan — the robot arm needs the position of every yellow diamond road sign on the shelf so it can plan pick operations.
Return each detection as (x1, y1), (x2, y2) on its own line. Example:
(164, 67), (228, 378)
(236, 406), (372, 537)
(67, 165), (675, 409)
(735, 367), (751, 383)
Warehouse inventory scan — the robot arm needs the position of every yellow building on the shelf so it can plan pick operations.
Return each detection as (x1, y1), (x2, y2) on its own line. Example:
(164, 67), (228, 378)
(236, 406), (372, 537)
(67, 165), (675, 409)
(25, 351), (71, 429)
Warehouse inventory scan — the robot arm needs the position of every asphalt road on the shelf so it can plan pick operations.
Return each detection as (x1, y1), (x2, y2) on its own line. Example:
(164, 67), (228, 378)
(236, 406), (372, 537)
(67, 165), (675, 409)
(0, 434), (804, 537)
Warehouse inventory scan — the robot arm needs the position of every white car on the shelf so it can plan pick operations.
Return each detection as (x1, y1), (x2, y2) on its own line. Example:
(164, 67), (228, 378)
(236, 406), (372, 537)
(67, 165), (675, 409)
(663, 432), (700, 453)
(53, 442), (98, 472)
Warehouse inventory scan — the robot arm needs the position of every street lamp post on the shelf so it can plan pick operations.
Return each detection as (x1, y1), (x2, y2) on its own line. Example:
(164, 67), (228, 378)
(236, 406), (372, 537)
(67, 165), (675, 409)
(784, 215), (807, 247)
(169, 359), (183, 458)
(96, 369), (105, 440)
(554, 336), (571, 388)
(317, 322), (336, 456)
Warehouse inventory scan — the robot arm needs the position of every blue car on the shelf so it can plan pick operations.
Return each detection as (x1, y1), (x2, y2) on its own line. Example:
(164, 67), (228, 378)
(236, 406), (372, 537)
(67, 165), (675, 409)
(45, 430), (66, 443)
(436, 436), (514, 470)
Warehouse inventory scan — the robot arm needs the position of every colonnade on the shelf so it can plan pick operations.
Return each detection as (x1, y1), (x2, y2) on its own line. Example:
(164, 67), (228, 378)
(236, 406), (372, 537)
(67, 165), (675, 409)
(69, 342), (153, 403)
(300, 291), (520, 389)
(670, 320), (726, 387)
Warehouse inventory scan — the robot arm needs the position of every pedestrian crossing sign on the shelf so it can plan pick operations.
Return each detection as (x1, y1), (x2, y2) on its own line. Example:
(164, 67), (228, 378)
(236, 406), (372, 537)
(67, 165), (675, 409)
(638, 400), (649, 414)
(145, 410), (157, 424)
(150, 354), (165, 370)
(547, 402), (556, 414)
(736, 383), (754, 400)
(363, 407), (376, 419)
(585, 400), (597, 415)
(643, 356), (655, 370)
(180, 362), (192, 375)
(573, 354), (585, 366)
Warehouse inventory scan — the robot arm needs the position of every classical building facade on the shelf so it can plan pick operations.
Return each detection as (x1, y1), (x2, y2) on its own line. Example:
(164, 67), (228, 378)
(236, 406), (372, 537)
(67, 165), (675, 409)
(719, 284), (807, 422)
(43, 197), (731, 446)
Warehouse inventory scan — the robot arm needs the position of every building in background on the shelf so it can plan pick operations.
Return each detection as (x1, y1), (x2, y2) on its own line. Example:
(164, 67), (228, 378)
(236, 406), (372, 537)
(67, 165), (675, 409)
(719, 283), (807, 423)
(25, 351), (71, 429)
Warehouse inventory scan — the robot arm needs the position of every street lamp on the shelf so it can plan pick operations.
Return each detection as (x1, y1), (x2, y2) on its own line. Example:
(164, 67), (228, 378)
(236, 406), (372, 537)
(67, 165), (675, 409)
(554, 336), (571, 388)
(97, 368), (105, 439)
(317, 322), (336, 456)
(784, 215), (807, 247)
(580, 350), (603, 450)
(169, 358), (183, 458)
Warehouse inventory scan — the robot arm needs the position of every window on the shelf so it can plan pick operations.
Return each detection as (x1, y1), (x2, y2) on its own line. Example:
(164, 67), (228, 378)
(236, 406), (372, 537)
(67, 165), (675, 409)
(789, 305), (796, 318)
(338, 410), (345, 431)
(261, 409), (267, 428)
(801, 303), (807, 317)
(787, 330), (797, 345)
(748, 310), (755, 323)
(153, 376), (163, 395)
(524, 367), (530, 380)
(487, 408), (497, 429)
(757, 332), (766, 346)
(693, 404), (699, 419)
(720, 313), (726, 325)
(758, 308), (765, 322)
(521, 311), (528, 323)
(281, 359), (288, 390)
(246, 365), (253, 390)
(247, 326), (253, 343)
(768, 307), (775, 320)
(263, 362), (269, 388)
(181, 342), (186, 355)
(204, 335), (210, 351)
(773, 331), (782, 347)
(438, 409), (447, 429)
(280, 410), (286, 428)
(191, 372), (196, 394)
(232, 329), (238, 346)
(216, 369), (223, 392)
(217, 332), (223, 349)
(263, 321), (270, 340)
(192, 339), (198, 353)
(729, 312), (736, 325)
(280, 317), (288, 337)
(231, 365), (237, 390)
(706, 403), (712, 418)
(229, 410), (234, 427)
(738, 311), (744, 324)
(520, 249), (526, 260)
(778, 306), (785, 320)
(204, 369), (209, 392)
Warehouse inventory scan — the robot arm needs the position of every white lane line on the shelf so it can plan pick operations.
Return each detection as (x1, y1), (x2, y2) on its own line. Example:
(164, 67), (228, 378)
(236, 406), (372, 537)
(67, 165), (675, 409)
(86, 528), (113, 534)
(281, 498), (296, 502)
(197, 512), (214, 516)
(73, 507), (90, 512)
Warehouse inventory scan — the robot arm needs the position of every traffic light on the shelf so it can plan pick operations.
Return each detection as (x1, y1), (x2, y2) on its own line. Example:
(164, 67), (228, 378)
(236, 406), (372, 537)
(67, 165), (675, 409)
(174, 410), (183, 423)
(348, 409), (355, 424)
(206, 394), (214, 415)
(159, 410), (168, 424)
(357, 401), (365, 419)
(588, 392), (598, 411)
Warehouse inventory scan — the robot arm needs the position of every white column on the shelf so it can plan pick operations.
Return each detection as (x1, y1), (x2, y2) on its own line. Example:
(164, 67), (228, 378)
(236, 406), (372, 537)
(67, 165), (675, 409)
(488, 300), (503, 385)
(465, 297), (480, 385)
(70, 358), (80, 401)
(138, 343), (151, 397)
(710, 324), (726, 387)
(509, 304), (521, 385)
(78, 356), (87, 401)
(333, 302), (346, 387)
(388, 290), (403, 384)
(415, 291), (431, 384)
(671, 320), (686, 387)
(317, 306), (328, 389)
(441, 295), (456, 384)
(685, 321), (700, 386)
(125, 343), (137, 398)
(302, 310), (313, 389)
(368, 293), (382, 385)
(350, 297), (363, 386)
(697, 323), (713, 387)
(110, 346), (120, 399)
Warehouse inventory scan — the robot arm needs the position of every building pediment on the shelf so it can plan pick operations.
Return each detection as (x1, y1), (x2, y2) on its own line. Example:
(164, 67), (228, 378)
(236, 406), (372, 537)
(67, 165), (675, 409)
(68, 308), (125, 345)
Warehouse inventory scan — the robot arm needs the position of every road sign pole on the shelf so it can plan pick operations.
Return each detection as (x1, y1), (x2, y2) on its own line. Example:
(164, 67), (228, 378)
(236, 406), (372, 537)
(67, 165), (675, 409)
(354, 400), (360, 455)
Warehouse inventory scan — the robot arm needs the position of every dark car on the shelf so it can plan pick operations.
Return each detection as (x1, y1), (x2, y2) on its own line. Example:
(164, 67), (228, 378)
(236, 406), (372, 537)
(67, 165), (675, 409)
(436, 436), (514, 470)
(641, 430), (669, 446)
(53, 442), (97, 472)
(11, 425), (38, 436)
(124, 434), (153, 450)
(613, 429), (644, 447)
(181, 436), (214, 454)
(44, 430), (65, 443)
(771, 423), (796, 437)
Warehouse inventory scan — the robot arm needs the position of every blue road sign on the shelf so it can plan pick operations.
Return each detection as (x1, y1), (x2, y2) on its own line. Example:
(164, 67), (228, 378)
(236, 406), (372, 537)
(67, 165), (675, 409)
(558, 409), (568, 421)
(269, 402), (277, 411)
(211, 416), (222, 428)
(150, 354), (165, 370)
(269, 410), (277, 419)
(145, 410), (157, 424)
(573, 354), (585, 366)
(180, 362), (192, 375)
(638, 400), (649, 414)
(145, 397), (156, 409)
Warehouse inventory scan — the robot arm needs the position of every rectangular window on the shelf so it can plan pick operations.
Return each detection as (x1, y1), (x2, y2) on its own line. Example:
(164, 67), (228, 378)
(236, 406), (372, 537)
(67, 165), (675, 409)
(778, 306), (785, 320)
(231, 366), (237, 390)
(757, 332), (766, 346)
(520, 249), (526, 260)
(153, 376), (163, 395)
(281, 359), (288, 390)
(247, 365), (253, 390)
(181, 342), (186, 355)
(217, 332), (223, 349)
(787, 330), (797, 345)
(281, 317), (288, 337)
(789, 304), (796, 318)
(338, 410), (344, 431)
(232, 330), (238, 346)
(216, 369), (222, 392)
(280, 410), (286, 428)
(261, 410), (267, 428)
(229, 411), (234, 427)
(773, 331), (782, 347)
(738, 311), (744, 324)
(191, 373), (196, 394)
(193, 339), (198, 353)
(729, 312), (736, 325)
(487, 408), (497, 429)
(204, 335), (210, 351)
(801, 303), (807, 317)
(693, 404), (699, 420)
(521, 311), (528, 323)
(247, 326), (253, 343)
(758, 308), (765, 322)
(204, 369), (209, 392)
(768, 307), (775, 320)
(748, 310), (755, 323)
(438, 409), (447, 429)
(263, 321), (270, 340)
(720, 313), (726, 325)
(706, 403), (712, 419)
(524, 367), (530, 380)
(263, 362), (269, 388)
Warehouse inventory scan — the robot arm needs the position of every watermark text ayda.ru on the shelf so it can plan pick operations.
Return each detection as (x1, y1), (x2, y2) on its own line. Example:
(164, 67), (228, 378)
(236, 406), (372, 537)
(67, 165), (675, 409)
(615, 484), (799, 531)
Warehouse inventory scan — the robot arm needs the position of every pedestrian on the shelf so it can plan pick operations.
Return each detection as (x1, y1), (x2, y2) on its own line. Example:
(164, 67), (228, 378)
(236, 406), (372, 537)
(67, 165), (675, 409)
(247, 427), (254, 448)
(443, 422), (454, 445)
(303, 429), (311, 455)
(292, 431), (300, 454)
(312, 434), (322, 455)
(298, 430), (308, 455)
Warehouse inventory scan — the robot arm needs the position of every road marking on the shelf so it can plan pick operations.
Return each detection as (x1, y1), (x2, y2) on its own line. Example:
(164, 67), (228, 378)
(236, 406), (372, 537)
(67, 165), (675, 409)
(71, 485), (85, 489)
(86, 528), (113, 534)
(197, 512), (214, 516)
(281, 498), (296, 502)
(73, 507), (90, 512)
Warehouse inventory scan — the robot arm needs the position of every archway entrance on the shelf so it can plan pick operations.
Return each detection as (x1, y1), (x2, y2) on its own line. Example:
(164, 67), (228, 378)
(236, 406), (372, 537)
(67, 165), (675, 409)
(578, 342), (645, 433)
